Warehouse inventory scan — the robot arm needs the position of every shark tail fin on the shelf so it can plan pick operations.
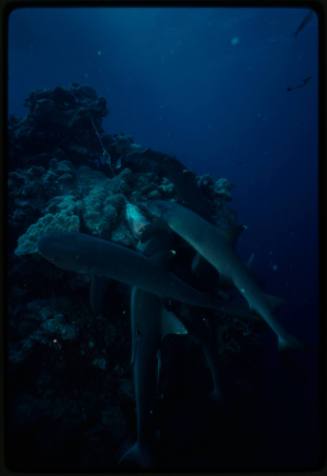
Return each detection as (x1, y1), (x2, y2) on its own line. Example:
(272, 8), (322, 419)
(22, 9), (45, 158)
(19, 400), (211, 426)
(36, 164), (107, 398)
(119, 442), (155, 469)
(264, 293), (284, 311)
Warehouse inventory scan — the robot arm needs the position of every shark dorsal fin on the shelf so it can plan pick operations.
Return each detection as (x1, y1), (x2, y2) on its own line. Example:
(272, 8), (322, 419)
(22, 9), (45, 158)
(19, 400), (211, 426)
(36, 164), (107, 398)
(161, 307), (188, 340)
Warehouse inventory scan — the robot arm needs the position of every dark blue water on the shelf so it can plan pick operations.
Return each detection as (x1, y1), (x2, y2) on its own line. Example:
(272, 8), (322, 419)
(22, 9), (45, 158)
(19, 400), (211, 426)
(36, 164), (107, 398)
(8, 6), (321, 470)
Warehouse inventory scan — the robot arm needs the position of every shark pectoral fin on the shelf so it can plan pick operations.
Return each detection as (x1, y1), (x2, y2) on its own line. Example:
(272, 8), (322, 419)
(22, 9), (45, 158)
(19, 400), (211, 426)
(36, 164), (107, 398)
(264, 293), (284, 311)
(191, 334), (223, 403)
(161, 307), (188, 340)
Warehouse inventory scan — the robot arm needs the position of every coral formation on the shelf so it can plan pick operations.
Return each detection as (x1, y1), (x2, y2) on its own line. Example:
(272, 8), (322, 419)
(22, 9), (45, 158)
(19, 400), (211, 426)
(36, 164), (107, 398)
(7, 84), (266, 470)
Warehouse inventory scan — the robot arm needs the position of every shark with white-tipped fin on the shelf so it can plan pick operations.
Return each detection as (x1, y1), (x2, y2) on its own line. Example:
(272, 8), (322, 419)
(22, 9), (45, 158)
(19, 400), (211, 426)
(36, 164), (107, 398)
(147, 200), (302, 352)
(37, 231), (221, 312)
(120, 227), (222, 469)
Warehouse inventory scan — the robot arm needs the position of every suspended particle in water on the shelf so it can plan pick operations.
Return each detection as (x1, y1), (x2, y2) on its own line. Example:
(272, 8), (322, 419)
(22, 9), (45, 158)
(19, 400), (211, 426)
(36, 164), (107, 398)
(231, 36), (240, 46)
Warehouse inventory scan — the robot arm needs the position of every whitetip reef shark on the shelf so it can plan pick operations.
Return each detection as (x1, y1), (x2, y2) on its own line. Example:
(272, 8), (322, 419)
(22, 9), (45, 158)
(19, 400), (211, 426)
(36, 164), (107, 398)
(38, 228), (224, 468)
(147, 200), (302, 352)
(121, 226), (224, 468)
(120, 231), (187, 468)
(37, 231), (222, 311)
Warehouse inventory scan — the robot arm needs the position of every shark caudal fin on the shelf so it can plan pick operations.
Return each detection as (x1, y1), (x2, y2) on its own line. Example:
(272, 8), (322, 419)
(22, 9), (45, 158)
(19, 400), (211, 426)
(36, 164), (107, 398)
(119, 442), (155, 469)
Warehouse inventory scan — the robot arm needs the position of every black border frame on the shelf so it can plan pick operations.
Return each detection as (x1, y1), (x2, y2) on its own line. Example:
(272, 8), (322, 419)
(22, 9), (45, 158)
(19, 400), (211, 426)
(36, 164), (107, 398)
(0, 1), (326, 475)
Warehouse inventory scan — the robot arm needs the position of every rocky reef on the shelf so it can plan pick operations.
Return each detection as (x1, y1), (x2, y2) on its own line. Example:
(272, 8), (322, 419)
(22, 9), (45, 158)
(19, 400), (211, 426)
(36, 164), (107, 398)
(7, 84), (269, 471)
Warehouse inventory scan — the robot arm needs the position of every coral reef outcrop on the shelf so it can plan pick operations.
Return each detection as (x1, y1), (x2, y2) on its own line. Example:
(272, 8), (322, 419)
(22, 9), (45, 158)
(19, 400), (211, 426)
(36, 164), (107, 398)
(7, 84), (267, 471)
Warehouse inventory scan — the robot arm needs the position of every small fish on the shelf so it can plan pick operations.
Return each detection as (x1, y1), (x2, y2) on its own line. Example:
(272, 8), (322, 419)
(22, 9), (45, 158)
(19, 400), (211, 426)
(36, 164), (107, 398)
(293, 10), (314, 38)
(287, 75), (312, 92)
